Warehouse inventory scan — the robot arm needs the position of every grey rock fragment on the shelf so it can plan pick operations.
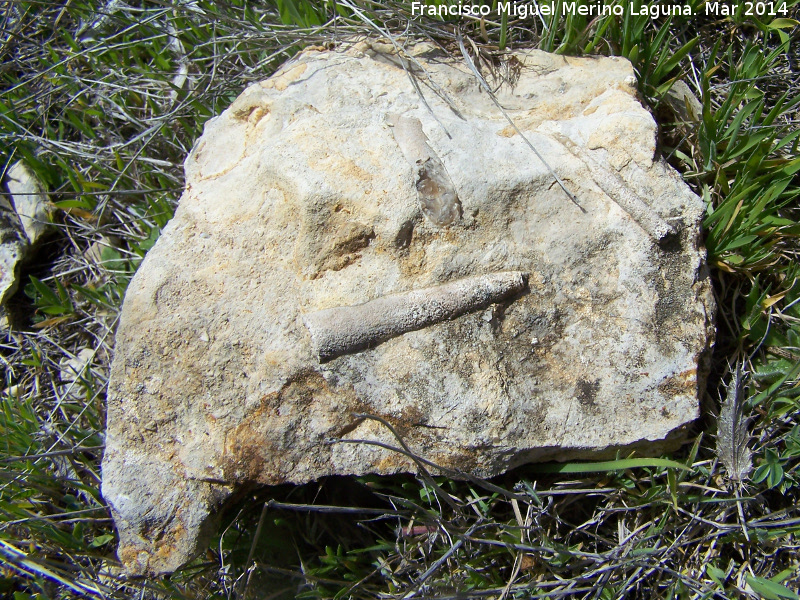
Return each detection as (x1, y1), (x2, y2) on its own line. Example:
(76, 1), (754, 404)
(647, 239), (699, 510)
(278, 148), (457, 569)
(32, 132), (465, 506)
(5, 161), (52, 245)
(59, 348), (96, 398)
(1, 160), (53, 327)
(102, 43), (715, 576)
(0, 199), (26, 324)
(662, 80), (703, 127)
(0, 215), (24, 308)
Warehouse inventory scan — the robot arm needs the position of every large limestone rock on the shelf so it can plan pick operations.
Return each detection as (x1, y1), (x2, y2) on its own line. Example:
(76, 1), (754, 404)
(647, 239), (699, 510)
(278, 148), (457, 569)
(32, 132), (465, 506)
(102, 42), (715, 575)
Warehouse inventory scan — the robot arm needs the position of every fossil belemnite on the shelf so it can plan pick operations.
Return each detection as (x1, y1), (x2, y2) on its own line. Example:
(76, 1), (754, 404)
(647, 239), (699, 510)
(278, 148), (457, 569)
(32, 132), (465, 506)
(391, 115), (462, 227)
(303, 271), (527, 362)
(555, 133), (675, 243)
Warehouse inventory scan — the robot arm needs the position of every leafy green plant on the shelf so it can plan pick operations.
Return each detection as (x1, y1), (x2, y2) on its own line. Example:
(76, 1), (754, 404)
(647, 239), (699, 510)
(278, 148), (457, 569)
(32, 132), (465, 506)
(746, 574), (800, 600)
(753, 447), (786, 489)
(24, 277), (74, 320)
(697, 35), (800, 275)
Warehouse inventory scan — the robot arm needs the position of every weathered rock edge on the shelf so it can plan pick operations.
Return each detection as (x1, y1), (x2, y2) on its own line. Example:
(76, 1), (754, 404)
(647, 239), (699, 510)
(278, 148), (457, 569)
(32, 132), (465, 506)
(102, 41), (715, 575)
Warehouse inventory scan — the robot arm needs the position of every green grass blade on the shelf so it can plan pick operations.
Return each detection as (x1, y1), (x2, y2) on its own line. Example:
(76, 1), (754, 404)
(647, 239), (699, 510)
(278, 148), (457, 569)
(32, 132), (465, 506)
(530, 458), (693, 474)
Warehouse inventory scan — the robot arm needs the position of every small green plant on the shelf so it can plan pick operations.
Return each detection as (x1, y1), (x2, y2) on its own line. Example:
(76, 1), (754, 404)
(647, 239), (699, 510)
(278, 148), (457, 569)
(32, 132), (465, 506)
(746, 574), (800, 600)
(753, 447), (786, 489)
(24, 277), (74, 320)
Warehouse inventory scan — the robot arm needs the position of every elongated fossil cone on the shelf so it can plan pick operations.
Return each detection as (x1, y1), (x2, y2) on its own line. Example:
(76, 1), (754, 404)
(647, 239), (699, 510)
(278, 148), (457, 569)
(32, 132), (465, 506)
(304, 271), (527, 362)
(555, 133), (675, 243)
(391, 115), (461, 226)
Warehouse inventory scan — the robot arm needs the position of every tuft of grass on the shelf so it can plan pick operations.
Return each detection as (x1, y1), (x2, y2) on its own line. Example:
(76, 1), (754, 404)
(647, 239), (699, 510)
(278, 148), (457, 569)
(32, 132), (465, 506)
(0, 1), (799, 598)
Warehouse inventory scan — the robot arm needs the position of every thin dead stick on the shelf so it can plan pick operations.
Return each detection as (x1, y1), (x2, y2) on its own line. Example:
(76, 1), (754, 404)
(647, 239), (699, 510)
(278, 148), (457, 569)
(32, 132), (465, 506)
(500, 498), (529, 600)
(401, 521), (482, 599)
(404, 57), (454, 139)
(242, 502), (269, 598)
(348, 413), (463, 512)
(499, 552), (524, 600)
(266, 500), (402, 516)
(330, 434), (530, 503)
(456, 30), (584, 212)
(0, 539), (106, 597)
(337, 0), (461, 136)
(410, 587), (599, 600)
(460, 536), (578, 558)
(0, 445), (105, 464)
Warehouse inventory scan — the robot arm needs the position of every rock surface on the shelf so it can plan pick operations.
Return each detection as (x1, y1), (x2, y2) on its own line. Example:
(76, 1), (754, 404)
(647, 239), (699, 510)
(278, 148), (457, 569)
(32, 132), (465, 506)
(102, 42), (715, 575)
(5, 161), (53, 246)
(1, 160), (53, 327)
(0, 200), (25, 313)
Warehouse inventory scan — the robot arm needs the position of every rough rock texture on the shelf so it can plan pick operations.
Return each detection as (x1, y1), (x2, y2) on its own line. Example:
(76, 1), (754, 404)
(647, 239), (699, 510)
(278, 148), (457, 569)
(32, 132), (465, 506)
(5, 161), (53, 246)
(0, 200), (25, 310)
(102, 42), (715, 575)
(1, 160), (53, 327)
